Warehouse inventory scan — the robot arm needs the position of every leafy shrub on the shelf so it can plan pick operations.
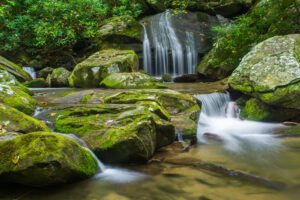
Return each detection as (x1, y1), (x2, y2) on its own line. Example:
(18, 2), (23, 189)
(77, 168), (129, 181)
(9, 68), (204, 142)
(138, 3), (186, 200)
(204, 0), (300, 78)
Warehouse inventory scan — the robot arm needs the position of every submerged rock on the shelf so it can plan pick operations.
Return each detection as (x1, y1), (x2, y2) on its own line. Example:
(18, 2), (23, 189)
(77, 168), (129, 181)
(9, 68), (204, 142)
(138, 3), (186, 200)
(0, 104), (49, 133)
(100, 72), (166, 89)
(0, 84), (37, 115)
(0, 132), (99, 187)
(0, 55), (32, 81)
(229, 34), (300, 111)
(69, 49), (139, 88)
(54, 104), (175, 163)
(46, 67), (71, 87)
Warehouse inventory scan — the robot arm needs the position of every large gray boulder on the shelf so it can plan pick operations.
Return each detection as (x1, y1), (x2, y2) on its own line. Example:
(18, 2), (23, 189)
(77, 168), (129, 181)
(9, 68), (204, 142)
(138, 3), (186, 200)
(229, 34), (300, 110)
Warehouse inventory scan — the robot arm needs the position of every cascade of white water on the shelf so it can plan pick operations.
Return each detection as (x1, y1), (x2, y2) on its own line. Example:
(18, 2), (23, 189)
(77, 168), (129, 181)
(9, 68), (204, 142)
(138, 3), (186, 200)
(186, 32), (198, 74)
(22, 66), (36, 79)
(195, 92), (284, 153)
(142, 10), (197, 77)
(142, 23), (152, 75)
(61, 133), (145, 183)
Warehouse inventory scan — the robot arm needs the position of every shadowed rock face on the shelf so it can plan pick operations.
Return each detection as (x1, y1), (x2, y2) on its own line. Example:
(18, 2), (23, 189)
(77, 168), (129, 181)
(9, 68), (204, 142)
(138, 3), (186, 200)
(0, 132), (99, 187)
(229, 34), (300, 110)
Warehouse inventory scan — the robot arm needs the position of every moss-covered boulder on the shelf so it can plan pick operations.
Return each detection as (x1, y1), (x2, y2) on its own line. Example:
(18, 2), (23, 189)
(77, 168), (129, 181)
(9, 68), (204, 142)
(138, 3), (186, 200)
(37, 67), (54, 79)
(239, 98), (299, 122)
(69, 49), (139, 88)
(0, 84), (37, 115)
(103, 89), (201, 141)
(24, 78), (48, 88)
(0, 132), (99, 187)
(46, 67), (71, 87)
(54, 104), (175, 163)
(0, 55), (32, 81)
(51, 89), (201, 142)
(100, 72), (166, 89)
(0, 104), (49, 134)
(197, 0), (299, 80)
(229, 34), (300, 111)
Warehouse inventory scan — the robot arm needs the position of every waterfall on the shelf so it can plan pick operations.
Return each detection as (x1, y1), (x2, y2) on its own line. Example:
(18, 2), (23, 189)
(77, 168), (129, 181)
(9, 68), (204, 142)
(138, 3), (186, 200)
(142, 10), (198, 77)
(142, 23), (152, 75)
(186, 32), (198, 74)
(22, 66), (36, 79)
(195, 92), (284, 153)
(62, 133), (106, 171)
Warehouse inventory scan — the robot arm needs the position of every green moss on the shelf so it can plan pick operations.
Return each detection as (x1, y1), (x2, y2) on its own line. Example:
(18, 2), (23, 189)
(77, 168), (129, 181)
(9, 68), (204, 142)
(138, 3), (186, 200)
(198, 0), (300, 80)
(240, 97), (300, 122)
(24, 78), (48, 88)
(275, 125), (300, 135)
(54, 104), (175, 163)
(69, 49), (139, 88)
(0, 103), (49, 133)
(47, 68), (71, 87)
(100, 72), (167, 89)
(0, 84), (37, 115)
(0, 132), (98, 186)
(259, 81), (300, 109)
(0, 55), (32, 81)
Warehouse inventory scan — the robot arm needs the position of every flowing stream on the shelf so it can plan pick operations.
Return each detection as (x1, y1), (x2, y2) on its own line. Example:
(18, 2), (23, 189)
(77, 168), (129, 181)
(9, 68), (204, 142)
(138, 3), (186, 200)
(2, 89), (300, 200)
(195, 92), (284, 153)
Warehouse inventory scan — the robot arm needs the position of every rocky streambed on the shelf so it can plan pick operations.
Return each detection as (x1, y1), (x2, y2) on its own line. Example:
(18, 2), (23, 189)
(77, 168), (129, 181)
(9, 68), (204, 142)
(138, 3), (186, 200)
(1, 81), (300, 200)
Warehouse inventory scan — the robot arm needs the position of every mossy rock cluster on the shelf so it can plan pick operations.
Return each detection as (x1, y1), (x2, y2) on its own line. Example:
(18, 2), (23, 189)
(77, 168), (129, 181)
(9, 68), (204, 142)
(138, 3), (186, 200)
(53, 89), (201, 144)
(69, 49), (139, 88)
(100, 72), (166, 89)
(0, 132), (99, 187)
(54, 104), (175, 163)
(24, 78), (48, 88)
